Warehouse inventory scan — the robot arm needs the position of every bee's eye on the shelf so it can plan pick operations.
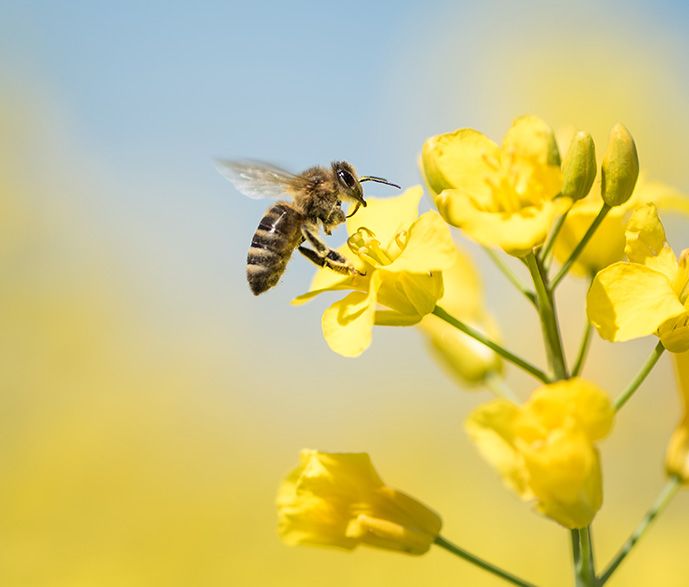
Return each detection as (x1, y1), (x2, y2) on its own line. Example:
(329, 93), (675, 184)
(337, 169), (357, 189)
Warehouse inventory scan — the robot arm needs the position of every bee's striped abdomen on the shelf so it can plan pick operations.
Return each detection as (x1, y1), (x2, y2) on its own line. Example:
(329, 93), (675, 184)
(247, 202), (303, 295)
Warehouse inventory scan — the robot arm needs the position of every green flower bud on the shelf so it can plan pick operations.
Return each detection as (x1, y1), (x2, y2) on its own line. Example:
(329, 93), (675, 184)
(601, 123), (639, 207)
(561, 131), (596, 200)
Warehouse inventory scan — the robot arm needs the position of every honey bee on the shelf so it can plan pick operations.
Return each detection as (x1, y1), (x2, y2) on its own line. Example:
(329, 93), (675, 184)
(217, 160), (400, 295)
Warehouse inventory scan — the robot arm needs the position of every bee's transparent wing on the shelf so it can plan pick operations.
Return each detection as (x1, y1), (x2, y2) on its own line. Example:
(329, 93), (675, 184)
(216, 159), (303, 200)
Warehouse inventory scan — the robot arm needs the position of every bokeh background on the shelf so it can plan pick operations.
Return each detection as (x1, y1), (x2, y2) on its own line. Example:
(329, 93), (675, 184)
(2, 1), (689, 585)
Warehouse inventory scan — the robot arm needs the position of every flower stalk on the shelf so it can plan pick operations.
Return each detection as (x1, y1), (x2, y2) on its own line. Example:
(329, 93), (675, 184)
(599, 476), (681, 584)
(525, 253), (569, 379)
(613, 341), (666, 411)
(572, 527), (597, 587)
(551, 204), (611, 289)
(432, 305), (550, 383)
(434, 536), (537, 587)
(483, 246), (537, 306)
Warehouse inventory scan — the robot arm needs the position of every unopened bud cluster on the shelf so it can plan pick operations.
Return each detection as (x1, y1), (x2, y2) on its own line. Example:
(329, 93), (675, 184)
(560, 123), (639, 206)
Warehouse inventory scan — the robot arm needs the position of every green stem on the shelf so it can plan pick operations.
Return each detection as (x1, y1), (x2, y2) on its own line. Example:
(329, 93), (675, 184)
(572, 527), (597, 587)
(434, 535), (537, 587)
(613, 341), (666, 411)
(540, 204), (570, 267)
(599, 476), (682, 585)
(484, 372), (520, 403)
(571, 321), (593, 377)
(483, 246), (537, 306)
(432, 306), (550, 383)
(525, 253), (569, 380)
(551, 204), (611, 289)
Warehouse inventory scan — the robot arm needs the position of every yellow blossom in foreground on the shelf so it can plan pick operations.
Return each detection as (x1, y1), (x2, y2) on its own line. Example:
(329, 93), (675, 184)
(552, 173), (689, 276)
(587, 203), (689, 351)
(466, 378), (614, 528)
(276, 450), (442, 555)
(418, 247), (503, 386)
(293, 186), (457, 357)
(666, 350), (689, 483)
(422, 115), (566, 257)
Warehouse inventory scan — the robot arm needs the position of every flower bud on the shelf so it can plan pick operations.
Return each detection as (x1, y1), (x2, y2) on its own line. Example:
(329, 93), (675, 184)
(561, 131), (597, 200)
(277, 450), (442, 555)
(601, 123), (639, 207)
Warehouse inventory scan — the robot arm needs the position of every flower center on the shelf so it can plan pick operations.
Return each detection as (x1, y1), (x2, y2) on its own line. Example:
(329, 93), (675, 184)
(480, 150), (531, 214)
(348, 227), (395, 266)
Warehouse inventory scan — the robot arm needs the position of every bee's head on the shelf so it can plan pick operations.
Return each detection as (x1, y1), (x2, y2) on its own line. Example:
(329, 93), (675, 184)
(332, 161), (400, 218)
(332, 161), (365, 211)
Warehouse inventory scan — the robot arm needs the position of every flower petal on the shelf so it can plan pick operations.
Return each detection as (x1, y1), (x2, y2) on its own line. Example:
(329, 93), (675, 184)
(436, 190), (565, 256)
(377, 271), (443, 318)
(421, 128), (498, 197)
(292, 244), (366, 305)
(321, 272), (381, 357)
(384, 211), (457, 273)
(635, 175), (689, 216)
(587, 262), (686, 342)
(624, 203), (678, 281)
(347, 186), (423, 250)
(658, 312), (689, 353)
(521, 430), (603, 529)
(502, 115), (561, 166)
(527, 379), (614, 442)
(465, 401), (531, 498)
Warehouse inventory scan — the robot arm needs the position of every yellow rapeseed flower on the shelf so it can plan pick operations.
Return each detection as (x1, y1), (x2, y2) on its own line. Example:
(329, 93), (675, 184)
(418, 247), (503, 386)
(552, 173), (689, 277)
(276, 450), (442, 555)
(421, 115), (566, 257)
(665, 350), (689, 483)
(587, 203), (689, 351)
(293, 186), (457, 357)
(466, 378), (614, 529)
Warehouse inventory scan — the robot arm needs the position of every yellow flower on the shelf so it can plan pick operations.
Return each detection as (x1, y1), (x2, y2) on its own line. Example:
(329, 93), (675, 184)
(466, 378), (614, 528)
(276, 450), (442, 555)
(666, 351), (689, 482)
(552, 172), (689, 276)
(421, 115), (566, 257)
(418, 247), (503, 386)
(587, 203), (689, 351)
(293, 186), (457, 357)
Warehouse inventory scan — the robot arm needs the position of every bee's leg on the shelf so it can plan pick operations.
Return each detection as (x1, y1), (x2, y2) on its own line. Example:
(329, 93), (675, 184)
(297, 246), (353, 275)
(322, 207), (345, 236)
(300, 227), (364, 276)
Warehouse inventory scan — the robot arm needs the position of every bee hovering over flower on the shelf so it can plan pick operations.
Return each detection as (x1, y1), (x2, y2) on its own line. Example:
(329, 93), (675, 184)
(217, 160), (400, 295)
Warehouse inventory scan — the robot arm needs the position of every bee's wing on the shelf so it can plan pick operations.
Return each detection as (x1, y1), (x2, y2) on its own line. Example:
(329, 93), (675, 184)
(216, 159), (303, 200)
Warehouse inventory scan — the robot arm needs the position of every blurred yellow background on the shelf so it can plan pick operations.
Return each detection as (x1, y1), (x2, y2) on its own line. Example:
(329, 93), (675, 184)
(2, 1), (689, 585)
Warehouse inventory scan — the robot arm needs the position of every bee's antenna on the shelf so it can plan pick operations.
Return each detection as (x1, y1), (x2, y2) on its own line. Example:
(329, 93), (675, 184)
(359, 176), (401, 189)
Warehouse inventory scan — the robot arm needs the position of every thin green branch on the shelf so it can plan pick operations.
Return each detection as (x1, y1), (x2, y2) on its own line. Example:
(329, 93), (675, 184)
(434, 535), (537, 587)
(613, 341), (666, 411)
(525, 253), (569, 380)
(432, 306), (550, 383)
(484, 372), (520, 403)
(572, 321), (593, 377)
(551, 204), (611, 289)
(599, 476), (682, 585)
(540, 203), (570, 267)
(571, 527), (597, 587)
(483, 246), (537, 306)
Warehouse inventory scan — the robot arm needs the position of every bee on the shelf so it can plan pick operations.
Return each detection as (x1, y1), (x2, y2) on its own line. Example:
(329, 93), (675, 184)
(217, 159), (400, 295)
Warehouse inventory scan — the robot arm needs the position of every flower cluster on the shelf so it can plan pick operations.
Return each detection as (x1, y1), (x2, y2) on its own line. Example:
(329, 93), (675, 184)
(268, 115), (689, 586)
